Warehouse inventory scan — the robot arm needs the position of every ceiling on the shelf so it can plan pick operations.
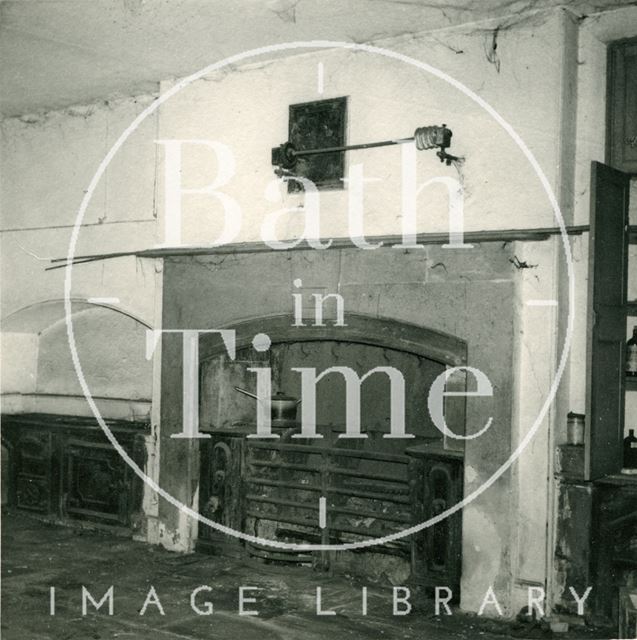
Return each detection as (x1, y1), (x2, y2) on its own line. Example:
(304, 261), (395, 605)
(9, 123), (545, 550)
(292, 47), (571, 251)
(0, 0), (633, 116)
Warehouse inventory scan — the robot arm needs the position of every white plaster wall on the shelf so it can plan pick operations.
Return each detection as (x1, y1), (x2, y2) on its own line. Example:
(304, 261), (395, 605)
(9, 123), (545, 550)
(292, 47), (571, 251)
(154, 11), (570, 247)
(573, 28), (608, 228)
(36, 307), (152, 400)
(565, 234), (590, 415)
(1, 11), (584, 409)
(0, 333), (38, 394)
(1, 95), (160, 414)
(1, 97), (158, 230)
(509, 238), (559, 612)
(1, 96), (160, 325)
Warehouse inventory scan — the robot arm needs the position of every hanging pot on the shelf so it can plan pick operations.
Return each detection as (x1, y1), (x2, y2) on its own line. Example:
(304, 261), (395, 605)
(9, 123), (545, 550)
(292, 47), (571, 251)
(234, 387), (301, 421)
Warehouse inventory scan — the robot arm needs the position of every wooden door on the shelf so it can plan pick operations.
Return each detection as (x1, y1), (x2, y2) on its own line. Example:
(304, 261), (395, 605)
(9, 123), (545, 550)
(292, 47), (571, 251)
(585, 161), (630, 480)
(608, 38), (637, 174)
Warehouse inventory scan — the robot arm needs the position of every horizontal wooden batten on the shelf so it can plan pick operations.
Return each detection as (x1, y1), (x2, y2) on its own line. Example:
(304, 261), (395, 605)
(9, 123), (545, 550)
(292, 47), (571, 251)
(48, 225), (594, 270)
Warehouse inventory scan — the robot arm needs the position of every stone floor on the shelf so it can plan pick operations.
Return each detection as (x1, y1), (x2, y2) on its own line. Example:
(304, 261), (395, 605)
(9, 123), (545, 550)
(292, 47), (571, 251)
(0, 511), (608, 640)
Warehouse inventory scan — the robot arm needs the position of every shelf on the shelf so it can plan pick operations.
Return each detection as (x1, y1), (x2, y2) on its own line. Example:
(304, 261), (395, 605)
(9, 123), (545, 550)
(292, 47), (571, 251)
(630, 226), (637, 245)
(627, 377), (637, 392)
(628, 301), (637, 316)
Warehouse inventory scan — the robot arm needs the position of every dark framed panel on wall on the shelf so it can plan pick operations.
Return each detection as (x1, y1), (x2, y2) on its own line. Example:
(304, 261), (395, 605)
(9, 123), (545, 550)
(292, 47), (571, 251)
(287, 96), (347, 193)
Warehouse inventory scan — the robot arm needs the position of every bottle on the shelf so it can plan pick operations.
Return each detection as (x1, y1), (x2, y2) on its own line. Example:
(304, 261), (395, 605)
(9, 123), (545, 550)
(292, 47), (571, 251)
(627, 326), (637, 377)
(566, 412), (585, 446)
(624, 429), (637, 469)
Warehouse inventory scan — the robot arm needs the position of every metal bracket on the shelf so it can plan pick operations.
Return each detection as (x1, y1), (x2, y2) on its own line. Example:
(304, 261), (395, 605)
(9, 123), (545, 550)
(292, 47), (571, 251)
(272, 124), (462, 178)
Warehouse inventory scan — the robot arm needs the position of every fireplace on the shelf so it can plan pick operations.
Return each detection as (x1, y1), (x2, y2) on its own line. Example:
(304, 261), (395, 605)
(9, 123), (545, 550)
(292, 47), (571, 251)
(156, 241), (517, 597)
(194, 312), (466, 583)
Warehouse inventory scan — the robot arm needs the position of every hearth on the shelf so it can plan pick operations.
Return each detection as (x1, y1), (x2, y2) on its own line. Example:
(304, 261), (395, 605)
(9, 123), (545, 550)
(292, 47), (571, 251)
(195, 309), (467, 589)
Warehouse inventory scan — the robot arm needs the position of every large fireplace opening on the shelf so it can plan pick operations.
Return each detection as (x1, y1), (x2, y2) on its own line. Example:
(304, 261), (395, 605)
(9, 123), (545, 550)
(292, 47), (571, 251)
(197, 314), (466, 590)
(201, 339), (450, 443)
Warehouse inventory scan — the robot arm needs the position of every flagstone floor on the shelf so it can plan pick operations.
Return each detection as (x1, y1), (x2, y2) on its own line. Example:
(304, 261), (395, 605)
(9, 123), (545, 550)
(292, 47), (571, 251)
(0, 511), (607, 640)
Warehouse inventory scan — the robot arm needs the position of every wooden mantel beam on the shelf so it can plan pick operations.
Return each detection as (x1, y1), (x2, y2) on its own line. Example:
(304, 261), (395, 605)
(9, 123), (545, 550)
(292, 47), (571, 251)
(47, 224), (599, 271)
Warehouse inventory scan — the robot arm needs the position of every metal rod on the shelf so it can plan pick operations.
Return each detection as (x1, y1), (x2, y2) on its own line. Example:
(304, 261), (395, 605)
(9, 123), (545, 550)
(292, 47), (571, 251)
(292, 137), (414, 158)
(331, 505), (410, 524)
(328, 487), (410, 503)
(247, 440), (409, 462)
(327, 467), (406, 483)
(246, 477), (322, 491)
(245, 495), (319, 510)
(247, 460), (321, 472)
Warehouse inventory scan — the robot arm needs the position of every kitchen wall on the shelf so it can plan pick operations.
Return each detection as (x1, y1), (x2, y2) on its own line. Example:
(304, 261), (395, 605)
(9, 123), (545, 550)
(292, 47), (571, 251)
(2, 3), (635, 617)
(1, 95), (160, 418)
(154, 11), (574, 242)
(150, 8), (576, 614)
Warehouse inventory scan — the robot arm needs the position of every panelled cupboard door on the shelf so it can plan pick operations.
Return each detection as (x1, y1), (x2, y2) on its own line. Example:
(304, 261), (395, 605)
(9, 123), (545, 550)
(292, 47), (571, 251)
(586, 161), (630, 480)
(608, 39), (637, 174)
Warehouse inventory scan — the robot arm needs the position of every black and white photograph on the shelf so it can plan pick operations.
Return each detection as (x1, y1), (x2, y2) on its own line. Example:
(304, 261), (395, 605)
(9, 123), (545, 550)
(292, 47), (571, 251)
(1, 1), (636, 638)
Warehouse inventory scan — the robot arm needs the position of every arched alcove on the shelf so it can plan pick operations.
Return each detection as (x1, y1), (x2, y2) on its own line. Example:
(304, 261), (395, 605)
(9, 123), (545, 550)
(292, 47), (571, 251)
(1, 299), (153, 414)
(37, 306), (152, 400)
